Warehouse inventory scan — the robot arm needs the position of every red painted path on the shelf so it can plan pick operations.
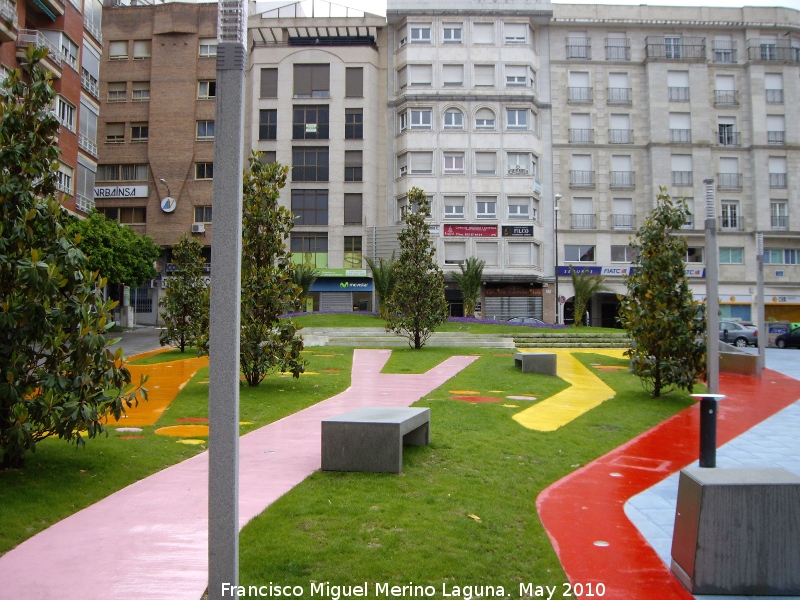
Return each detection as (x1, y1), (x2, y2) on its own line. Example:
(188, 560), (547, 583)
(537, 369), (800, 600)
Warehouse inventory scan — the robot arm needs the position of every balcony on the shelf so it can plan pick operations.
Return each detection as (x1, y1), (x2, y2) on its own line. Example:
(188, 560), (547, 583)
(670, 129), (692, 143)
(80, 70), (99, 99)
(717, 173), (742, 190)
(507, 165), (530, 176)
(747, 39), (800, 62)
(78, 133), (97, 157)
(607, 87), (631, 104)
(770, 173), (787, 189)
(766, 89), (784, 104)
(605, 38), (630, 60)
(668, 87), (690, 102)
(672, 171), (693, 186)
(568, 87), (592, 103)
(767, 131), (785, 146)
(569, 170), (595, 188)
(16, 30), (63, 73)
(28, 0), (64, 20)
(609, 129), (633, 144)
(76, 193), (95, 214)
(611, 214), (635, 230)
(566, 38), (591, 59)
(717, 130), (740, 146)
(714, 90), (739, 106)
(712, 40), (737, 63)
(84, 15), (102, 43)
(569, 128), (593, 143)
(610, 170), (635, 189)
(571, 213), (596, 229)
(645, 36), (706, 60)
(0, 0), (17, 43)
(771, 215), (789, 231)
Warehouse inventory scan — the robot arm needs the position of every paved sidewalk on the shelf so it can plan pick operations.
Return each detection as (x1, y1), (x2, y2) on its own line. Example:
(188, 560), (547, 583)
(0, 349), (478, 600)
(107, 325), (162, 357)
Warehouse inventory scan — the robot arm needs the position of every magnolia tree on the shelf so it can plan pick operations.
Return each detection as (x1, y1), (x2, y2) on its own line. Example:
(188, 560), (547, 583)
(384, 188), (448, 349)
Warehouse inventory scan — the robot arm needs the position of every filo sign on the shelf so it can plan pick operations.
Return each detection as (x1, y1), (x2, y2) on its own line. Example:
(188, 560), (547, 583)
(502, 225), (533, 237)
(94, 185), (148, 199)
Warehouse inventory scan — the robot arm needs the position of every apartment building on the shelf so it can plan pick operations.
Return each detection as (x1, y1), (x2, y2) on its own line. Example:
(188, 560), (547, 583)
(0, 0), (104, 216)
(550, 4), (800, 325)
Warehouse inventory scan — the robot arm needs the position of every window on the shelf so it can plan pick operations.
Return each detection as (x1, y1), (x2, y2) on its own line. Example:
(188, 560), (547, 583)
(58, 34), (79, 70)
(714, 74), (736, 105)
(109, 41), (128, 60)
(56, 163), (74, 195)
(568, 71), (591, 101)
(767, 115), (785, 145)
(130, 81), (149, 102)
(507, 153), (532, 175)
(443, 152), (465, 174)
(571, 197), (594, 229)
(410, 109), (432, 129)
(131, 123), (148, 142)
(686, 247), (704, 263)
(102, 207), (146, 224)
(671, 154), (693, 186)
(259, 109), (277, 140)
(410, 25), (431, 43)
(607, 72), (630, 103)
(56, 96), (76, 131)
(344, 236), (363, 268)
(260, 68), (278, 98)
(713, 35), (736, 62)
(293, 64), (330, 98)
(667, 71), (690, 101)
(721, 201), (740, 230)
(442, 64), (464, 87)
(475, 107), (495, 130)
(565, 245), (595, 262)
(570, 113), (592, 142)
(345, 109), (363, 139)
(473, 22), (494, 45)
(397, 25), (407, 48)
(344, 194), (362, 225)
(196, 120), (214, 140)
(770, 202), (788, 230)
(665, 35), (682, 59)
(195, 162), (213, 180)
(195, 206), (212, 223)
(108, 82), (126, 102)
(199, 38), (217, 57)
(292, 147), (329, 182)
(445, 242), (467, 265)
(606, 33), (630, 60)
(291, 234), (328, 268)
(720, 247), (744, 264)
(133, 40), (151, 59)
(765, 73), (784, 104)
(408, 64), (432, 87)
(397, 66), (407, 90)
(76, 163), (96, 213)
(97, 164), (148, 181)
(409, 151), (433, 174)
(397, 154), (408, 178)
(611, 198), (634, 229)
(198, 80), (216, 100)
(398, 111), (408, 133)
(670, 112), (692, 143)
(609, 113), (632, 144)
(567, 33), (591, 59)
(508, 243), (539, 267)
(474, 65), (495, 87)
(718, 117), (738, 146)
(611, 245), (637, 262)
(443, 108), (464, 130)
(344, 150), (362, 182)
(261, 151), (277, 165)
(444, 196), (465, 219)
(504, 23), (528, 44)
(345, 67), (363, 97)
(507, 108), (528, 130)
(78, 102), (98, 153)
(475, 152), (497, 175)
(505, 65), (530, 88)
(443, 25), (462, 43)
(291, 190), (328, 226)
(508, 197), (533, 220)
(570, 155), (593, 187)
(764, 249), (799, 265)
(769, 157), (787, 189)
(476, 196), (497, 219)
(476, 242), (499, 266)
(718, 157), (740, 189)
(292, 105), (329, 140)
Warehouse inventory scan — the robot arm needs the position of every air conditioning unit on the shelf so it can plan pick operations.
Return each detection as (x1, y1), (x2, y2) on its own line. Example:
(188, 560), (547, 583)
(191, 223), (206, 233)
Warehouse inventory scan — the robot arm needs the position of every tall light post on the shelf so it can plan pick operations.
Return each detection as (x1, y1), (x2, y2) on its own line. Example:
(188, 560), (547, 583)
(554, 193), (562, 324)
(704, 179), (719, 394)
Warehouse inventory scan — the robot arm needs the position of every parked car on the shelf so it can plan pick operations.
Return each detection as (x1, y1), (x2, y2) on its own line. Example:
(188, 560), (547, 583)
(775, 326), (800, 349)
(507, 316), (547, 326)
(719, 320), (758, 347)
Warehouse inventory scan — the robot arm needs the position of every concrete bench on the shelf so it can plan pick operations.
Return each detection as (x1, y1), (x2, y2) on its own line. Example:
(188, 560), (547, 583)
(321, 407), (430, 473)
(514, 352), (557, 376)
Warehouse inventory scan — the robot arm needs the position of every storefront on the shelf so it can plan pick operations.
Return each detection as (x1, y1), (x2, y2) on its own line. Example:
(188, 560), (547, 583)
(483, 284), (544, 321)
(307, 269), (373, 312)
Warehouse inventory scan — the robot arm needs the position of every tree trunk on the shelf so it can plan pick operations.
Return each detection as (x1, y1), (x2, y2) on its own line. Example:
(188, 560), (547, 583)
(414, 330), (421, 349)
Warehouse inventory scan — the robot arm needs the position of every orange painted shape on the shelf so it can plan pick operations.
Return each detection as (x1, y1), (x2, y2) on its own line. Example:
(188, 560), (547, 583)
(176, 417), (209, 423)
(451, 395), (502, 403)
(155, 425), (209, 437)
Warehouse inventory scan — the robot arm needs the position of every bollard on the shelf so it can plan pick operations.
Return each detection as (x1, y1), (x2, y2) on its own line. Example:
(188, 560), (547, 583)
(691, 394), (726, 468)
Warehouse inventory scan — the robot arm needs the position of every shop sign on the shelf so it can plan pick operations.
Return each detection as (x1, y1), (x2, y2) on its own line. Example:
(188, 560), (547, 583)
(485, 285), (542, 297)
(310, 278), (373, 292)
(557, 266), (706, 278)
(771, 295), (800, 304)
(94, 185), (148, 199)
(502, 225), (533, 237)
(443, 224), (498, 237)
(315, 268), (368, 278)
(429, 224), (440, 237)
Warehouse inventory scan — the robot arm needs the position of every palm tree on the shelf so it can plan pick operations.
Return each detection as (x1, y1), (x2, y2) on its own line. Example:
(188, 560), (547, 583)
(570, 266), (610, 327)
(365, 254), (395, 319)
(452, 257), (485, 317)
(291, 263), (318, 311)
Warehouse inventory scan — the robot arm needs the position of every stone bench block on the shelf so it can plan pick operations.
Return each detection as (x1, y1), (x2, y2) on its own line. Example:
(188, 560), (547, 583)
(514, 352), (557, 376)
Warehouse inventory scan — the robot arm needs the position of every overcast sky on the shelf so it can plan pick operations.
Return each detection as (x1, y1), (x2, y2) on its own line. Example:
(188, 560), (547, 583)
(338, 0), (800, 17)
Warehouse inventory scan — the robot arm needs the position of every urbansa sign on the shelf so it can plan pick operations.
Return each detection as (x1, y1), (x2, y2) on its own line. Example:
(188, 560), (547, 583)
(93, 185), (149, 199)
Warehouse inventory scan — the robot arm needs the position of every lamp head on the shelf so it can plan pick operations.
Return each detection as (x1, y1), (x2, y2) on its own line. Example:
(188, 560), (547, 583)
(554, 193), (562, 202)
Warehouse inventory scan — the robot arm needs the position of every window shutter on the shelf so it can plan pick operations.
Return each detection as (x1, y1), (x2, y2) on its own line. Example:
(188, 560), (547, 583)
(612, 198), (633, 214)
(573, 198), (593, 213)
(109, 41), (127, 57)
(571, 113), (591, 129)
(312, 64), (329, 95)
(445, 242), (466, 264)
(345, 67), (363, 97)
(608, 72), (628, 87)
(719, 157), (738, 174)
(344, 194), (362, 225)
(409, 64), (432, 86)
(769, 157), (786, 173)
(475, 152), (496, 174)
(508, 243), (532, 266)
(765, 73), (783, 89)
(609, 114), (630, 129)
(476, 242), (498, 265)
(473, 23), (493, 44)
(671, 155), (692, 171)
(261, 68), (278, 98)
(442, 64), (463, 86)
(504, 23), (527, 42)
(611, 155), (631, 170)
(294, 65), (312, 96)
(474, 65), (494, 86)
(345, 150), (362, 168)
(397, 66), (407, 89)
(568, 71), (590, 87)
(571, 154), (592, 170)
(715, 74), (735, 91)
(767, 115), (784, 131)
(667, 71), (689, 87)
(410, 152), (433, 174)
(669, 113), (691, 129)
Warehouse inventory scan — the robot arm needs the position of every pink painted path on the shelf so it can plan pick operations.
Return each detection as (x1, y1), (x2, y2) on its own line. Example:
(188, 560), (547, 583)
(0, 350), (479, 600)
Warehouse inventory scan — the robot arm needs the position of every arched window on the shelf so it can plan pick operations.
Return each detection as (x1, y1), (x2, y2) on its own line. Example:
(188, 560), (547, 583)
(475, 107), (496, 130)
(443, 108), (464, 130)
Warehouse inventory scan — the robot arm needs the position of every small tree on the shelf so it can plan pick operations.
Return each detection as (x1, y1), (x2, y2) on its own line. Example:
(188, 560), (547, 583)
(619, 188), (705, 397)
(384, 188), (448, 349)
(0, 49), (145, 468)
(240, 153), (305, 386)
(158, 234), (209, 353)
(365, 254), (395, 319)
(452, 257), (484, 317)
(291, 263), (318, 312)
(570, 266), (610, 327)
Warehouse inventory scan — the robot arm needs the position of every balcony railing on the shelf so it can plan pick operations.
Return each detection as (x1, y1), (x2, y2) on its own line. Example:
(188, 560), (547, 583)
(670, 129), (692, 143)
(717, 173), (742, 189)
(607, 87), (631, 104)
(645, 36), (706, 60)
(569, 170), (595, 188)
(78, 133), (97, 157)
(569, 128), (594, 143)
(571, 213), (596, 229)
(712, 40), (737, 63)
(609, 129), (633, 144)
(16, 30), (63, 66)
(610, 171), (635, 189)
(747, 39), (800, 62)
(717, 130), (740, 146)
(766, 89), (784, 104)
(611, 214), (635, 229)
(605, 38), (630, 60)
(76, 193), (95, 214)
(672, 171), (693, 186)
(84, 16), (102, 43)
(507, 165), (530, 176)
(566, 38), (591, 59)
(568, 87), (592, 103)
(720, 215), (741, 231)
(81, 70), (99, 99)
(771, 215), (789, 230)
(714, 90), (738, 105)
(0, 0), (17, 27)
(668, 86), (690, 101)
(767, 131), (785, 145)
(770, 173), (787, 188)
